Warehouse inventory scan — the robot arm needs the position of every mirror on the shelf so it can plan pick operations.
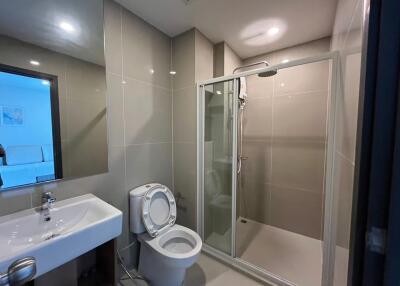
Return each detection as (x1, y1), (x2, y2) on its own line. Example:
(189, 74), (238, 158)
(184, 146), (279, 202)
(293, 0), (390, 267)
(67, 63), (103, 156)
(0, 0), (107, 190)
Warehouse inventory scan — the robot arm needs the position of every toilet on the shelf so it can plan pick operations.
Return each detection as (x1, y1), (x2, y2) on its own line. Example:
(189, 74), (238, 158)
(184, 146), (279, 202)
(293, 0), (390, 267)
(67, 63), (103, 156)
(129, 183), (202, 286)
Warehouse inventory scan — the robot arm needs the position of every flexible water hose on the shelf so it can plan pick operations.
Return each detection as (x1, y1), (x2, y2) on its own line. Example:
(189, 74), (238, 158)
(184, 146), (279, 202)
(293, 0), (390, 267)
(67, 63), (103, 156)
(116, 240), (146, 283)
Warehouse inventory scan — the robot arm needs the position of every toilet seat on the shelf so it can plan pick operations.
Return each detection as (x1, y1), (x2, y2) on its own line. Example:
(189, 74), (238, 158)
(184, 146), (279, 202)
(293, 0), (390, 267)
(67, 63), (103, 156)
(142, 185), (176, 237)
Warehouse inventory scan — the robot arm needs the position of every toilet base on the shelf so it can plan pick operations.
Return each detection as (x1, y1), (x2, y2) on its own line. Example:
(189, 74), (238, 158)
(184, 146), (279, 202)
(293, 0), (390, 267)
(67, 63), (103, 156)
(139, 242), (186, 286)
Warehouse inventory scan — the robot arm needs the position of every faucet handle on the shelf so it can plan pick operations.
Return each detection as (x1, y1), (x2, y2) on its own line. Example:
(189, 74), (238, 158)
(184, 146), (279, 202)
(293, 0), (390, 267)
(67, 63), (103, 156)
(42, 192), (56, 204)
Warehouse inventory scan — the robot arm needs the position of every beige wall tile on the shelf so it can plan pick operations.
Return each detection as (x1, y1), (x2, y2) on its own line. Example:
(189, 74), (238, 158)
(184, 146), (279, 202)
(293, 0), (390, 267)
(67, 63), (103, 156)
(67, 97), (107, 143)
(106, 73), (124, 147)
(242, 53), (274, 69)
(171, 28), (213, 231)
(104, 0), (122, 76)
(174, 142), (197, 230)
(66, 136), (108, 178)
(66, 58), (107, 101)
(239, 180), (270, 224)
(172, 30), (195, 90)
(243, 97), (273, 140)
(270, 185), (323, 239)
(224, 43), (242, 76)
(123, 78), (172, 144)
(271, 141), (326, 194)
(59, 95), (68, 141)
(0, 35), (67, 77)
(272, 37), (331, 65)
(243, 37), (330, 67)
(195, 30), (214, 82)
(122, 8), (171, 89)
(274, 61), (330, 95)
(105, 147), (126, 200)
(246, 74), (274, 99)
(125, 143), (173, 190)
(241, 140), (272, 184)
(173, 86), (197, 142)
(0, 189), (31, 216)
(61, 141), (71, 177)
(213, 42), (225, 77)
(273, 91), (328, 139)
(213, 42), (242, 77)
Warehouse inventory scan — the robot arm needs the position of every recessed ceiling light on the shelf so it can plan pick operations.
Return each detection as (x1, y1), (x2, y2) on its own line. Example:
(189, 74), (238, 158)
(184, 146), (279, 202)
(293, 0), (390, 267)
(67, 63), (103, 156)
(241, 19), (286, 46)
(149, 68), (155, 74)
(216, 90), (222, 95)
(59, 21), (75, 33)
(267, 27), (280, 36)
(42, 80), (50, 86)
(29, 60), (40, 66)
(169, 70), (177, 75)
(122, 80), (127, 84)
(281, 59), (289, 63)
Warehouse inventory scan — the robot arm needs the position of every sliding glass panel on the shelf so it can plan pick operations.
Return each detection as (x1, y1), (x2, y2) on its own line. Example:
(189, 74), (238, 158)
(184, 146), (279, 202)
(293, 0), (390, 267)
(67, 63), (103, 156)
(236, 59), (333, 286)
(203, 80), (234, 255)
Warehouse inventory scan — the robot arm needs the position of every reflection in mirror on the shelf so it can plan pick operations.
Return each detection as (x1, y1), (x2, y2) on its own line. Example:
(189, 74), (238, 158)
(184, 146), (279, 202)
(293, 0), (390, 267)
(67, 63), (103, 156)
(0, 0), (107, 191)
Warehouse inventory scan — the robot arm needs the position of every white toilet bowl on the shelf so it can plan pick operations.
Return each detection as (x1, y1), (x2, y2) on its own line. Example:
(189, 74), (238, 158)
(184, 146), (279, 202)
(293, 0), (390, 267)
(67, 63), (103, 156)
(138, 224), (202, 286)
(129, 183), (202, 286)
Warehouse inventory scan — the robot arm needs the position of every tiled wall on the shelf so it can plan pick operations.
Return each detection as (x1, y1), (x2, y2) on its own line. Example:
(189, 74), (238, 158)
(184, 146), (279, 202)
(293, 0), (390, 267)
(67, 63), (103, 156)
(213, 42), (242, 77)
(331, 0), (364, 284)
(240, 38), (331, 239)
(172, 29), (214, 230)
(0, 0), (174, 267)
(104, 0), (173, 266)
(223, 44), (242, 76)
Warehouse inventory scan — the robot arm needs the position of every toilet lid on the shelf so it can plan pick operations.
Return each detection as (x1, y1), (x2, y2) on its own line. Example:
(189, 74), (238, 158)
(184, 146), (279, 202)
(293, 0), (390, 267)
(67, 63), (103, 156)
(142, 184), (176, 237)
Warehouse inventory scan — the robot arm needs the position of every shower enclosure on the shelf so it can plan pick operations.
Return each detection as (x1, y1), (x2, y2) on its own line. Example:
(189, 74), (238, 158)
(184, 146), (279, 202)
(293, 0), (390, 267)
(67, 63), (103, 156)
(197, 52), (339, 286)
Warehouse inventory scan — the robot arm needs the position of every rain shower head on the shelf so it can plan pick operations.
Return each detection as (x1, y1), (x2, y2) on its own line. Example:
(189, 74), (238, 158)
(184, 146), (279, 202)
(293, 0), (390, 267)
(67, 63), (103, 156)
(258, 70), (278, 77)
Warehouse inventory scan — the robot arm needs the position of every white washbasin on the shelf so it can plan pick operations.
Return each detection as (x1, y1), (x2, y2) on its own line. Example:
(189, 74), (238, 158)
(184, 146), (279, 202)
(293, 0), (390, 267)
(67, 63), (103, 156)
(0, 194), (122, 278)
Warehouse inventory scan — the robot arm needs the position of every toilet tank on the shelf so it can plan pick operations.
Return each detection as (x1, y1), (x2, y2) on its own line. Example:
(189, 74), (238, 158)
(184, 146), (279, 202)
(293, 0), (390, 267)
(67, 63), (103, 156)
(129, 183), (158, 234)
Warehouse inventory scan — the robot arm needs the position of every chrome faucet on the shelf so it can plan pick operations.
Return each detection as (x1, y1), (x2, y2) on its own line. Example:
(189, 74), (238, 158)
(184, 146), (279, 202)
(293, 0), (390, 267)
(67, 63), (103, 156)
(40, 192), (56, 222)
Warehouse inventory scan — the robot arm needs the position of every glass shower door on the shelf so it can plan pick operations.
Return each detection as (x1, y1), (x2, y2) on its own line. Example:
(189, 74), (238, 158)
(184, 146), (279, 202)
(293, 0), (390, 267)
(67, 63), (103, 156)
(198, 53), (339, 286)
(201, 79), (236, 255)
(235, 59), (333, 286)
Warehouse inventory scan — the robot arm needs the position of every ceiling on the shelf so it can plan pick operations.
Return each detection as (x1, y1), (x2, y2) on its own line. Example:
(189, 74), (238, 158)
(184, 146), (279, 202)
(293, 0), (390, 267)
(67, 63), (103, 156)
(0, 0), (104, 66)
(116, 0), (338, 59)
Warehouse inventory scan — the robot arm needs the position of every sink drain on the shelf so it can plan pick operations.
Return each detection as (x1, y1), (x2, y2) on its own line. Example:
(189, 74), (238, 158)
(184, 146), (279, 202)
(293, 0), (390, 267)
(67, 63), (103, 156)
(44, 233), (60, 241)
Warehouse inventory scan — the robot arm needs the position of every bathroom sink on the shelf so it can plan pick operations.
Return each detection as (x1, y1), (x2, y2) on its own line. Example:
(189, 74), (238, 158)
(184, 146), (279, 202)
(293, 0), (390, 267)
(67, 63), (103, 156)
(0, 194), (122, 278)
